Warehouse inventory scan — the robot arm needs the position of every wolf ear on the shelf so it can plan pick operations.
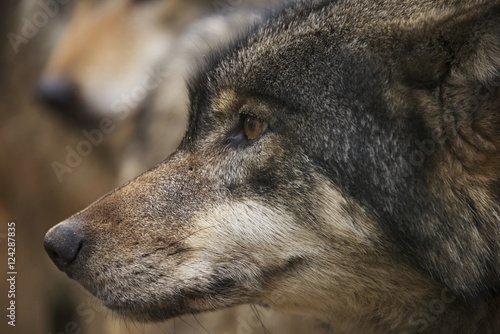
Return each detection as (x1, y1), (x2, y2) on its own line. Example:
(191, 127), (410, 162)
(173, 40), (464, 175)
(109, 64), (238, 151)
(390, 2), (500, 306)
(394, 1), (500, 171)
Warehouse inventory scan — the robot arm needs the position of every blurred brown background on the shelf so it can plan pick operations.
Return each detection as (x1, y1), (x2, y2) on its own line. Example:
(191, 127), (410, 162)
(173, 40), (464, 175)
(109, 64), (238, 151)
(0, 0), (328, 333)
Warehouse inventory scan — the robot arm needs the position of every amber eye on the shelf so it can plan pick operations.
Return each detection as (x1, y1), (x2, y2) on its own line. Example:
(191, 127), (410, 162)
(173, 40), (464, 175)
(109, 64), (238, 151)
(243, 116), (268, 140)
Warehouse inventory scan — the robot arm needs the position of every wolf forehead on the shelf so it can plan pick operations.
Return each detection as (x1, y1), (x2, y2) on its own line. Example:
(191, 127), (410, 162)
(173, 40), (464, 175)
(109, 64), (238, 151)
(191, 0), (498, 103)
(188, 0), (427, 103)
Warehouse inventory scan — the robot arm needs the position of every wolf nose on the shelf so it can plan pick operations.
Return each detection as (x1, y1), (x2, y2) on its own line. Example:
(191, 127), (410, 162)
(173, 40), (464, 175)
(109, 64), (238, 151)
(35, 76), (77, 111)
(44, 221), (84, 273)
(35, 76), (89, 125)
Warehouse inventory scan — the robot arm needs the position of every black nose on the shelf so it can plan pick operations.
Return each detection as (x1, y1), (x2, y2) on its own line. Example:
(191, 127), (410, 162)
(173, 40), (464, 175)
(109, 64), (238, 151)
(35, 76), (78, 112)
(44, 222), (84, 273)
(35, 76), (94, 125)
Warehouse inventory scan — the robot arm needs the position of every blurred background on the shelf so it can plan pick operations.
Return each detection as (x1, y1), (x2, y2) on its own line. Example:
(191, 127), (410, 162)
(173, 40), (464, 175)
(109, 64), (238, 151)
(0, 0), (329, 333)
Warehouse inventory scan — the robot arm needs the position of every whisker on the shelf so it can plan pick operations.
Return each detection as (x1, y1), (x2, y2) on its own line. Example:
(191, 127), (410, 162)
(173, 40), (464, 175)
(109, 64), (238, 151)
(180, 226), (217, 242)
(167, 226), (216, 249)
(193, 314), (212, 334)
(178, 315), (204, 334)
(251, 303), (271, 334)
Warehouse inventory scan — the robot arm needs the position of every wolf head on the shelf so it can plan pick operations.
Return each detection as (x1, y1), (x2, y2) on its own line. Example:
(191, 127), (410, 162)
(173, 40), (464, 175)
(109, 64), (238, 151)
(45, 0), (500, 332)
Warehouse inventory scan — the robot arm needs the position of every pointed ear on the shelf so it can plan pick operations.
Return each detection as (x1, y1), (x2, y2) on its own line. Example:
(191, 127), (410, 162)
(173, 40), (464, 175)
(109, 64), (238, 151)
(393, 1), (500, 174)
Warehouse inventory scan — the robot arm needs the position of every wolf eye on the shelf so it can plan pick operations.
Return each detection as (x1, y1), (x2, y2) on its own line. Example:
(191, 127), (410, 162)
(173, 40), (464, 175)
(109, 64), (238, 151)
(243, 116), (268, 140)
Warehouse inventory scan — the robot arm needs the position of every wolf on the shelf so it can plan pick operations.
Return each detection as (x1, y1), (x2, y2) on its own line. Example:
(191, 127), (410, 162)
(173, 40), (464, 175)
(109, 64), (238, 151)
(35, 0), (212, 124)
(44, 0), (500, 332)
(34, 0), (277, 181)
